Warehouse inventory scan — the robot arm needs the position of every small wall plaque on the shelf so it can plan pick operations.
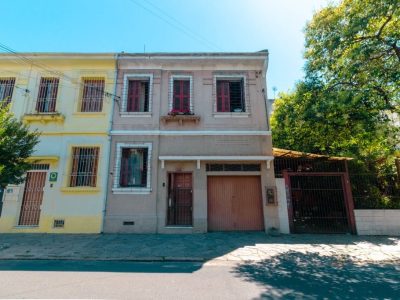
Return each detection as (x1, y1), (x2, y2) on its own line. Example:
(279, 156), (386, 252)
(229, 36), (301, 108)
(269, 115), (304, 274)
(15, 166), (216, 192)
(265, 186), (277, 205)
(49, 172), (58, 182)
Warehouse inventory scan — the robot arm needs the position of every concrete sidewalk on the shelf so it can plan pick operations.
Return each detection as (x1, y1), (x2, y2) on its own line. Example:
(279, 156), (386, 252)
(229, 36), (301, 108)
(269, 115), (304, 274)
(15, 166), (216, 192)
(0, 233), (399, 262)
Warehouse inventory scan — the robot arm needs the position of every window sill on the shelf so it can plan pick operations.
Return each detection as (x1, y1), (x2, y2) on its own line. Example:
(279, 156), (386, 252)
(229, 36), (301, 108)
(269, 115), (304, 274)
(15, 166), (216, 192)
(22, 113), (65, 124)
(160, 114), (200, 125)
(120, 112), (152, 118)
(213, 112), (250, 118)
(73, 112), (106, 117)
(112, 187), (152, 194)
(60, 187), (101, 193)
(13, 225), (39, 229)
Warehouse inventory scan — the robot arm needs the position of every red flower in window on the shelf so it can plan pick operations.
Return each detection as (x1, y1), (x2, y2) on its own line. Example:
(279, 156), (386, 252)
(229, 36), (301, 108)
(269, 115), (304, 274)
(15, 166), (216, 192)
(168, 108), (192, 116)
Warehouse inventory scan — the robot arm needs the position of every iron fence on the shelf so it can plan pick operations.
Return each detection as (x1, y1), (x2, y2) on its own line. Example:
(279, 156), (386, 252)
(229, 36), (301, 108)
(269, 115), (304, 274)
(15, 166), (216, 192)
(349, 173), (400, 209)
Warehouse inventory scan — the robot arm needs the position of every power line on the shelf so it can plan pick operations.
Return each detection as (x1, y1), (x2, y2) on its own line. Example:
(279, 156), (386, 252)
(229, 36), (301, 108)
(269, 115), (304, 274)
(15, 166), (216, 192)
(0, 64), (115, 105)
(142, 0), (222, 51)
(0, 43), (120, 101)
(126, 0), (222, 51)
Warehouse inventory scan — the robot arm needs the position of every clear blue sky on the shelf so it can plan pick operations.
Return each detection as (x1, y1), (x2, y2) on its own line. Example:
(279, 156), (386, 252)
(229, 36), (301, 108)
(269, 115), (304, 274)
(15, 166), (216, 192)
(0, 0), (328, 97)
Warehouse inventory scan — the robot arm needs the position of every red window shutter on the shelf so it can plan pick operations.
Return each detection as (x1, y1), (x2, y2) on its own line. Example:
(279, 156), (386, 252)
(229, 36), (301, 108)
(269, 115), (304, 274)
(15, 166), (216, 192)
(120, 149), (130, 187)
(173, 80), (181, 111)
(127, 81), (140, 112)
(217, 81), (230, 112)
(182, 80), (190, 111)
(173, 80), (190, 112)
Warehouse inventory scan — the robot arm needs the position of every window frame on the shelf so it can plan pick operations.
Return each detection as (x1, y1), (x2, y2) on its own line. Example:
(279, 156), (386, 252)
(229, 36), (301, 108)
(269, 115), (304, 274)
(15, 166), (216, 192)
(112, 142), (152, 194)
(0, 77), (16, 107)
(121, 73), (153, 116)
(169, 75), (193, 114)
(213, 75), (250, 117)
(79, 77), (105, 113)
(35, 77), (59, 113)
(69, 146), (100, 188)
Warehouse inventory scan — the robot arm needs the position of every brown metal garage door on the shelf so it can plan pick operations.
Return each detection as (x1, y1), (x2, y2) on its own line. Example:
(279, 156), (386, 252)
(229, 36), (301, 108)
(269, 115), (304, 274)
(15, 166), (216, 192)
(207, 176), (264, 231)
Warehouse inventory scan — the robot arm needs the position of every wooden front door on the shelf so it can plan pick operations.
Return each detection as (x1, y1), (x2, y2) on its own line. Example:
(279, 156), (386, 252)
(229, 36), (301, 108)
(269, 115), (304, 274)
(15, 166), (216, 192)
(207, 176), (264, 231)
(19, 171), (46, 226)
(167, 173), (193, 226)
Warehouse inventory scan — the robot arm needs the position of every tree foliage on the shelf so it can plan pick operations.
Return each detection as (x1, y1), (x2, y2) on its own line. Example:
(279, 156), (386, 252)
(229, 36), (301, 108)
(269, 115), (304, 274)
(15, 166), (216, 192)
(271, 0), (400, 208)
(0, 106), (40, 188)
(305, 0), (399, 113)
(272, 0), (399, 160)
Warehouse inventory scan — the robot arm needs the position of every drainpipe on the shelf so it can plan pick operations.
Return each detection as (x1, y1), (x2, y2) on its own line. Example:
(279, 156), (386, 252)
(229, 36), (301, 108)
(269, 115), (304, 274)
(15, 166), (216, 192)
(261, 52), (270, 131)
(155, 65), (162, 233)
(100, 52), (119, 233)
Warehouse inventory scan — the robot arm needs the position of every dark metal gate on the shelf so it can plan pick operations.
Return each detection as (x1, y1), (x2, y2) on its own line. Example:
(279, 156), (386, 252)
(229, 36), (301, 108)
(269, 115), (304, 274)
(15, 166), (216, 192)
(167, 173), (193, 226)
(284, 172), (355, 234)
(19, 171), (46, 226)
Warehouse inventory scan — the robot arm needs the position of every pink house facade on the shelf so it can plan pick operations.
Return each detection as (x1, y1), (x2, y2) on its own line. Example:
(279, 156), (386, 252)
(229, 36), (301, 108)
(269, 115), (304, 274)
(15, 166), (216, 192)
(104, 52), (277, 233)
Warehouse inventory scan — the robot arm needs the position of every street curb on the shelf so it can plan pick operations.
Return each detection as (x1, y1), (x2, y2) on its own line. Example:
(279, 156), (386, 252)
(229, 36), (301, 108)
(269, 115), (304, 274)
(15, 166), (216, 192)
(0, 256), (208, 262)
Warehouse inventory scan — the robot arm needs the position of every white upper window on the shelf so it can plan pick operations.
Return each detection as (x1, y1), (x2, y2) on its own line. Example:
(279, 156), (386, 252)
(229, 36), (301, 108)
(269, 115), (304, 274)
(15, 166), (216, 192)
(169, 75), (193, 114)
(213, 75), (249, 116)
(112, 142), (152, 194)
(121, 74), (153, 115)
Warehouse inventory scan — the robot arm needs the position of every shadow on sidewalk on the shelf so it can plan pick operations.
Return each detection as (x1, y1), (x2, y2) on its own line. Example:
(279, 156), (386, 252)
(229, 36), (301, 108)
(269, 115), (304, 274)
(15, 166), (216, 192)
(233, 251), (400, 299)
(0, 260), (203, 273)
(0, 233), (399, 274)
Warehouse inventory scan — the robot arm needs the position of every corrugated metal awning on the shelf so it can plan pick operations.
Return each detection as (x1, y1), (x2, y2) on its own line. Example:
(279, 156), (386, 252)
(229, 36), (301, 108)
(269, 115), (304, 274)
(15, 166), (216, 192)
(273, 148), (353, 161)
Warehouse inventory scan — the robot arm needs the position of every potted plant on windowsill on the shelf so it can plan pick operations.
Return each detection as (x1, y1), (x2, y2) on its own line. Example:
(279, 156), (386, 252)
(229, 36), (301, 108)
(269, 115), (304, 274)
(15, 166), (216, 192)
(168, 109), (194, 116)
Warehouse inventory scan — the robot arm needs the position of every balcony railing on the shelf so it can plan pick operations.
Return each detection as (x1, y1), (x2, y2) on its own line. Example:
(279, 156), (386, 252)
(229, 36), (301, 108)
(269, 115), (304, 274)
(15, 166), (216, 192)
(161, 110), (200, 125)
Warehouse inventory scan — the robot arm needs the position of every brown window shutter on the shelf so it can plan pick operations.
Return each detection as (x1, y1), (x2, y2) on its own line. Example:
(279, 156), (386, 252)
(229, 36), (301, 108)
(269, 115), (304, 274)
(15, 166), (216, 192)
(96, 80), (104, 112)
(81, 79), (104, 112)
(90, 148), (100, 187)
(49, 78), (59, 112)
(70, 148), (80, 187)
(0, 78), (16, 107)
(36, 78), (46, 112)
(81, 81), (89, 112)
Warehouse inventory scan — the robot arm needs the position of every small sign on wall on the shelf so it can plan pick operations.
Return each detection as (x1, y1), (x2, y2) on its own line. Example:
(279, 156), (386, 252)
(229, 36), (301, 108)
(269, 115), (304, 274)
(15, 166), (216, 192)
(49, 172), (58, 182)
(265, 186), (277, 205)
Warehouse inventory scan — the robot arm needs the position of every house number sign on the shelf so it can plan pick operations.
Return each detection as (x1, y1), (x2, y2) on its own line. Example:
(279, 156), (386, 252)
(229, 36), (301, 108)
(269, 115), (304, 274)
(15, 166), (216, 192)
(49, 172), (58, 182)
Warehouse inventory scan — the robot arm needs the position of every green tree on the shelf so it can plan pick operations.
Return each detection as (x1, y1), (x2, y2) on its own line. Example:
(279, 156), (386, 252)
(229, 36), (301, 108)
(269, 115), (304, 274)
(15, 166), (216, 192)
(0, 106), (40, 188)
(271, 0), (400, 208)
(271, 82), (397, 160)
(272, 0), (399, 159)
(304, 0), (399, 113)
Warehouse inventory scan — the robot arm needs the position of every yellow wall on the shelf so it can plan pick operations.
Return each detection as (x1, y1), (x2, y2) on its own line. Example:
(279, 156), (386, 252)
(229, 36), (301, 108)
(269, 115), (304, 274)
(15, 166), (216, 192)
(0, 54), (115, 233)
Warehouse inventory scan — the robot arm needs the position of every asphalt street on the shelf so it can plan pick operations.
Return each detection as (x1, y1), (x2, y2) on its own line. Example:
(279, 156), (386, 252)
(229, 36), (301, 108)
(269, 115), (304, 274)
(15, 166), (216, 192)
(0, 260), (263, 299)
(0, 259), (398, 299)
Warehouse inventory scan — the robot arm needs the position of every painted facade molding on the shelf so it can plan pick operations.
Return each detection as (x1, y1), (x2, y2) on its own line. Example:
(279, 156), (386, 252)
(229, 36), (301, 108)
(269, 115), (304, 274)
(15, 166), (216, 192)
(110, 130), (272, 136)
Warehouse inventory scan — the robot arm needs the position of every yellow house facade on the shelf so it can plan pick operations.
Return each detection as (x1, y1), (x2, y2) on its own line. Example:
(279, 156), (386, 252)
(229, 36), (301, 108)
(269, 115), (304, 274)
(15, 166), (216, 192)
(0, 53), (116, 233)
